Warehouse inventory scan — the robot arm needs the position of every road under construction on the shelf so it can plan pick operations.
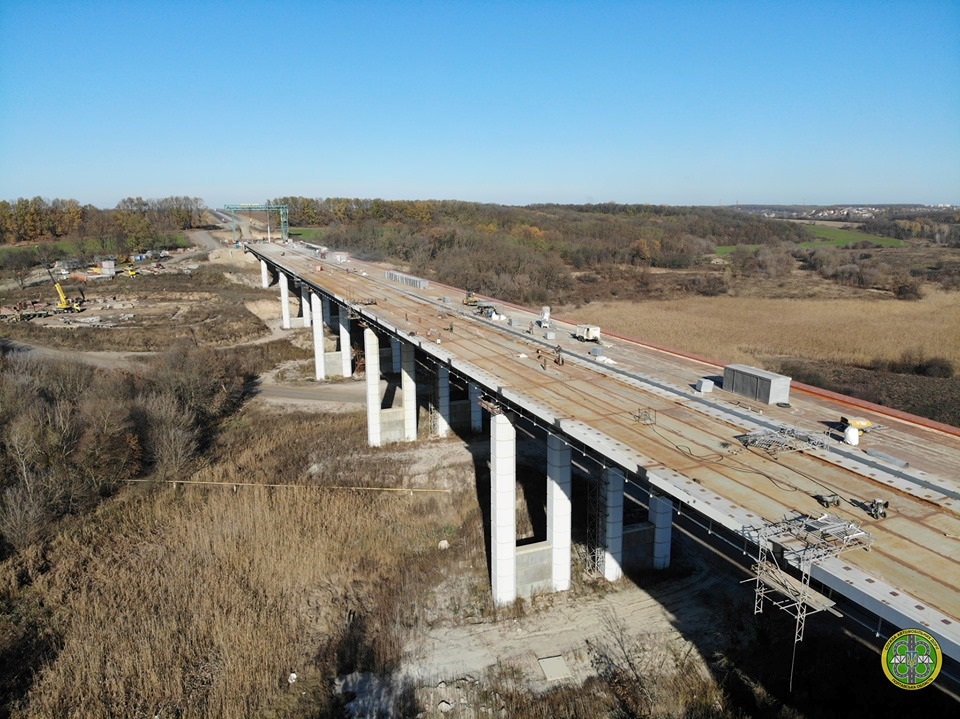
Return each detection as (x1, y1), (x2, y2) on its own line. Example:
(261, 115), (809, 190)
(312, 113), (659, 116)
(245, 241), (960, 676)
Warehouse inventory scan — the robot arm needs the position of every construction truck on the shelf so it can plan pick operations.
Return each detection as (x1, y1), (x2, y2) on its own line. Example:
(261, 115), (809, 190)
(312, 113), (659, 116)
(574, 324), (601, 343)
(463, 291), (479, 306)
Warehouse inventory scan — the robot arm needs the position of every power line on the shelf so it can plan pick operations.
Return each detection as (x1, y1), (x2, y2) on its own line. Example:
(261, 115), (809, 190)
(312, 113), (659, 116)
(124, 479), (450, 493)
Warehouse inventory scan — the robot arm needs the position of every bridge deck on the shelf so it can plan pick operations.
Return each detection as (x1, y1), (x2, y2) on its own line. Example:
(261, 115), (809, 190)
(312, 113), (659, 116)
(250, 244), (960, 655)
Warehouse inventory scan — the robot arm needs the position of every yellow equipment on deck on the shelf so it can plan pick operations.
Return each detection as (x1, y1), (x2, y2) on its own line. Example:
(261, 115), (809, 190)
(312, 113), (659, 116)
(840, 416), (876, 435)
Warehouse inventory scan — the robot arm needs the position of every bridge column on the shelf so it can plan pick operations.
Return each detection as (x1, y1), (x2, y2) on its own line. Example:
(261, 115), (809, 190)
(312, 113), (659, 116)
(301, 285), (312, 327)
(602, 467), (625, 582)
(364, 328), (381, 447)
(260, 259), (270, 288)
(547, 434), (572, 592)
(491, 412), (516, 605)
(469, 383), (483, 433)
(322, 295), (332, 328)
(338, 309), (352, 378)
(436, 365), (451, 438)
(311, 293), (325, 381)
(279, 273), (291, 330)
(401, 342), (417, 442)
(650, 495), (673, 570)
(390, 336), (402, 374)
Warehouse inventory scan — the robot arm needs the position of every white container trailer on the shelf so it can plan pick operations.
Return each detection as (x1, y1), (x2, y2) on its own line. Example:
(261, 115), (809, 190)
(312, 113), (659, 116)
(722, 364), (791, 405)
(574, 324), (601, 343)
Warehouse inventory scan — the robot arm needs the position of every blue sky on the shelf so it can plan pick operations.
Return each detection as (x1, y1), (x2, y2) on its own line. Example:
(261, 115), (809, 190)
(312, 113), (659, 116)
(1, 0), (958, 209)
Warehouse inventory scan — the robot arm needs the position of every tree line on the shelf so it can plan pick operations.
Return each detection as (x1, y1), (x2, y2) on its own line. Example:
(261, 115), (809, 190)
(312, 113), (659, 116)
(272, 197), (811, 303)
(0, 196), (207, 247)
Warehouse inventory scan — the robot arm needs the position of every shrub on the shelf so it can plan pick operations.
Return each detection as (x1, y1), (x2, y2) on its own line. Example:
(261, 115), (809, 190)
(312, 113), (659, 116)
(921, 356), (955, 378)
(894, 280), (923, 300)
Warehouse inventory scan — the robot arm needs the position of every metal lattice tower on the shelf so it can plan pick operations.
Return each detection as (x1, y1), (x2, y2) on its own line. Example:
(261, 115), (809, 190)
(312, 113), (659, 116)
(224, 203), (290, 242)
(428, 364), (440, 437)
(586, 469), (609, 575)
(748, 513), (874, 689)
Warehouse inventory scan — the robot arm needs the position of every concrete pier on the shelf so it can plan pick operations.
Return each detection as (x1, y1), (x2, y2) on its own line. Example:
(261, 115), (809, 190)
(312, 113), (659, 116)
(338, 310), (352, 378)
(469, 383), (482, 433)
(279, 273), (291, 330)
(260, 259), (270, 288)
(650, 495), (673, 570)
(365, 328), (381, 447)
(311, 293), (325, 381)
(391, 336), (402, 374)
(301, 285), (312, 327)
(401, 342), (417, 442)
(547, 433), (573, 592)
(322, 295), (332, 328)
(436, 365), (451, 438)
(602, 467), (625, 582)
(491, 412), (517, 605)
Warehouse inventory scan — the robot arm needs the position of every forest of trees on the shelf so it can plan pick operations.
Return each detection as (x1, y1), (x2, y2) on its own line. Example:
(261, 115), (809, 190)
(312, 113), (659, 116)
(861, 210), (960, 245)
(0, 196), (207, 248)
(271, 197), (818, 303)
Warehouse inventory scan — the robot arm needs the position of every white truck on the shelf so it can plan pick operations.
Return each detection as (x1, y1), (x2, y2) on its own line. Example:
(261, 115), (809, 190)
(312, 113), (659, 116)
(574, 324), (601, 343)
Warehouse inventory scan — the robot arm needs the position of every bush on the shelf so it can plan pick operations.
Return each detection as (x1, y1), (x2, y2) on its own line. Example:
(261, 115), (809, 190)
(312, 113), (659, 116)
(894, 280), (923, 300)
(921, 356), (955, 378)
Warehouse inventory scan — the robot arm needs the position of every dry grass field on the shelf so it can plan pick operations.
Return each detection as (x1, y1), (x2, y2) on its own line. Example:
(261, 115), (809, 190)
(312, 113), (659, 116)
(560, 287), (960, 369)
(3, 235), (959, 717)
(2, 410), (480, 718)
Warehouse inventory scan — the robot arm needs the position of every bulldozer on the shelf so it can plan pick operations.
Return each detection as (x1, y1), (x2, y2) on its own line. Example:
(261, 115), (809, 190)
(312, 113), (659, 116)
(462, 291), (479, 306)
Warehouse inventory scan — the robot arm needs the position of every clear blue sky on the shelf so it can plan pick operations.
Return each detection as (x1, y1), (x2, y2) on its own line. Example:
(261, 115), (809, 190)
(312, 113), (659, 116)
(1, 0), (958, 209)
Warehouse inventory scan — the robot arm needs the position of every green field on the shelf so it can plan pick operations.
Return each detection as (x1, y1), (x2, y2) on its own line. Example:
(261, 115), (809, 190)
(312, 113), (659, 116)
(800, 224), (905, 246)
(714, 225), (905, 255)
(288, 227), (326, 241)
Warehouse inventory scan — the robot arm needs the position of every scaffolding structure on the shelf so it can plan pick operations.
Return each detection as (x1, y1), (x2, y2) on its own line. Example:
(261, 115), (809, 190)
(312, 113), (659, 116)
(737, 426), (830, 457)
(586, 468), (609, 576)
(750, 514), (873, 644)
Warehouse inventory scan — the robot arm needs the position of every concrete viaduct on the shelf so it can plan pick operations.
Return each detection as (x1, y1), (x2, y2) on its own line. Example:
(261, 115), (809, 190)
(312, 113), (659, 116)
(247, 242), (960, 665)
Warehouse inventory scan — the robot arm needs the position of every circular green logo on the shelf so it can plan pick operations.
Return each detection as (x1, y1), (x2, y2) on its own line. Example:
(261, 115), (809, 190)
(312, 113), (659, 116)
(882, 628), (942, 690)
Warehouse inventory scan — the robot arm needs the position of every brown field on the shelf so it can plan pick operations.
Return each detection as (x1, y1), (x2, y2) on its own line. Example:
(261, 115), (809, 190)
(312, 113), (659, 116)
(559, 286), (960, 368)
(3, 411), (483, 718)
